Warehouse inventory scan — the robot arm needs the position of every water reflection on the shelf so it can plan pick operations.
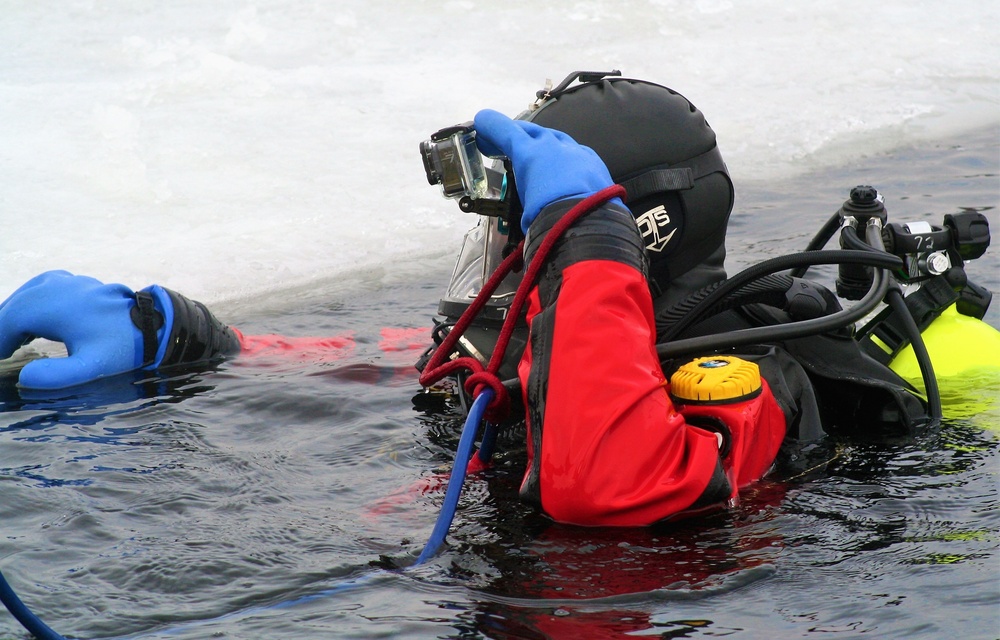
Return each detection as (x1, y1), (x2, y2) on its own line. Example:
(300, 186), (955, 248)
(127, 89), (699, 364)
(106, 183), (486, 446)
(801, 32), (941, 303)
(413, 400), (798, 638)
(0, 281), (996, 638)
(439, 487), (788, 638)
(0, 366), (220, 422)
(0, 366), (220, 487)
(402, 392), (998, 640)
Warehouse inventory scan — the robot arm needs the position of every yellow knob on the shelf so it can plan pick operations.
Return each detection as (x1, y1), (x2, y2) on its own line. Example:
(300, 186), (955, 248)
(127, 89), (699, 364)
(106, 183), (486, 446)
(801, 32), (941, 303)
(669, 356), (762, 404)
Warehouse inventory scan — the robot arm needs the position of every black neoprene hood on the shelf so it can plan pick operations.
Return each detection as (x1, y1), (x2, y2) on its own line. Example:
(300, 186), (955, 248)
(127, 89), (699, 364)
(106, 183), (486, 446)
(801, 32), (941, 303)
(521, 76), (735, 302)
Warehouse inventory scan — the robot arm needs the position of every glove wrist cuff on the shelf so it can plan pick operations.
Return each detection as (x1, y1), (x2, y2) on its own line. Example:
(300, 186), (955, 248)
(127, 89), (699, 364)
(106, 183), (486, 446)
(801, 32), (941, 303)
(133, 286), (241, 370)
(132, 286), (175, 369)
(131, 288), (169, 368)
(156, 287), (241, 368)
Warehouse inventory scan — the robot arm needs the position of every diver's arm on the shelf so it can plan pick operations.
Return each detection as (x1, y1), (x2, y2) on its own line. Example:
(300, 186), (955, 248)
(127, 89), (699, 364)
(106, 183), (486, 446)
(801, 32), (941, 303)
(0, 271), (425, 389)
(517, 198), (792, 525)
(473, 109), (788, 526)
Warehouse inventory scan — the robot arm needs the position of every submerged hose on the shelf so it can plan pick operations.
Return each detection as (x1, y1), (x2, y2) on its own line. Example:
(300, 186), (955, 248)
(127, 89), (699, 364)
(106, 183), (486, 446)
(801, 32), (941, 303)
(0, 569), (68, 640)
(415, 389), (493, 564)
(416, 186), (627, 550)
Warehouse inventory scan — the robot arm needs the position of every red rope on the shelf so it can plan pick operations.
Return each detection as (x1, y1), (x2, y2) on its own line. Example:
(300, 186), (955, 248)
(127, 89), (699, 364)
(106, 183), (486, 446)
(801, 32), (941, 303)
(419, 185), (627, 421)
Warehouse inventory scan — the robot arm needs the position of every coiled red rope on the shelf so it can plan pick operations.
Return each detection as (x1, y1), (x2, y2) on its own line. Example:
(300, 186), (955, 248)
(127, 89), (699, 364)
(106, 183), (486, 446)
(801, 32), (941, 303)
(418, 185), (627, 421)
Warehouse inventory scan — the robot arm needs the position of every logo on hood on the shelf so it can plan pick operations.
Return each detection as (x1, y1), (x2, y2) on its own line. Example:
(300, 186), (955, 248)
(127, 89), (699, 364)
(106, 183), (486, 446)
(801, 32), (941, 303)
(635, 204), (677, 253)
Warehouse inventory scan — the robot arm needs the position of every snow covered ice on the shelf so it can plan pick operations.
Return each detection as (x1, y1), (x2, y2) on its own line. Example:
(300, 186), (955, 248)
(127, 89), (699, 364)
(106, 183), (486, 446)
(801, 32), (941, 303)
(1, 0), (997, 304)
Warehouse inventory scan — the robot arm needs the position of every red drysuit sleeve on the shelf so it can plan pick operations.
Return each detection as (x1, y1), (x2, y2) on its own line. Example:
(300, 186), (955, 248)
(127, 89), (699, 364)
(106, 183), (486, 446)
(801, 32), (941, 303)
(516, 199), (786, 526)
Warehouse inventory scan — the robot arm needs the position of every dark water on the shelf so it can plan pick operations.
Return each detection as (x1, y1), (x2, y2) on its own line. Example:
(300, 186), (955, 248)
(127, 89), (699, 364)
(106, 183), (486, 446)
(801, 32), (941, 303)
(1, 128), (998, 639)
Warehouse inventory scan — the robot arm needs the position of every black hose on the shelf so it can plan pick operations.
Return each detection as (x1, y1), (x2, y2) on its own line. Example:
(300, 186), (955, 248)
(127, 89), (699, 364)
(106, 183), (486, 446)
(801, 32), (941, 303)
(883, 286), (942, 422)
(658, 249), (902, 344)
(790, 211), (844, 277)
(862, 223), (943, 422)
(840, 224), (878, 252)
(655, 273), (793, 338)
(656, 266), (889, 360)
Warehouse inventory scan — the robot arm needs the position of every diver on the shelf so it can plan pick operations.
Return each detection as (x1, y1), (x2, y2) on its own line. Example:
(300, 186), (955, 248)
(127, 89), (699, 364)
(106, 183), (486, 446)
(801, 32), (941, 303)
(0, 71), (995, 526)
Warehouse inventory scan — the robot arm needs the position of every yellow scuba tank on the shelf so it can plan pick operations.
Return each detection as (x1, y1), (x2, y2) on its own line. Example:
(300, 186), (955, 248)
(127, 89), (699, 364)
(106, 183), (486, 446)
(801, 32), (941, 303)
(890, 304), (1000, 379)
(888, 304), (1000, 421)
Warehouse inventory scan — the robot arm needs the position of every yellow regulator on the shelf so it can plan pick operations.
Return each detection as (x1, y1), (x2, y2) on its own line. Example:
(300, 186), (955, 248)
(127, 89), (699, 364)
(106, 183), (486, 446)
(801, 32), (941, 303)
(670, 356), (763, 404)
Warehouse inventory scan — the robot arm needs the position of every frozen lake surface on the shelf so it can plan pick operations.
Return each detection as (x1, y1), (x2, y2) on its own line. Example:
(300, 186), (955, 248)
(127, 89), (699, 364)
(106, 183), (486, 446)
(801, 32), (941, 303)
(1, 0), (997, 303)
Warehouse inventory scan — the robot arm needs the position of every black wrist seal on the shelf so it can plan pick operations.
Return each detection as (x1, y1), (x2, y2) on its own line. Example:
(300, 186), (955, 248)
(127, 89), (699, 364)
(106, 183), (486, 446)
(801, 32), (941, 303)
(158, 288), (241, 367)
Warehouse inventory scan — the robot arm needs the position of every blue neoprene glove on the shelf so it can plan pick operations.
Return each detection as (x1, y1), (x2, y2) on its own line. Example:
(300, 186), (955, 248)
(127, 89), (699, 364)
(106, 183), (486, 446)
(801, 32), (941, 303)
(0, 270), (171, 390)
(473, 109), (620, 234)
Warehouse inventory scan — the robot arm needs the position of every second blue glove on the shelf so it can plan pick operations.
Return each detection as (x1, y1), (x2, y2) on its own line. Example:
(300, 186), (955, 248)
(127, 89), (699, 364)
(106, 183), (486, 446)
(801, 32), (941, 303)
(473, 109), (620, 234)
(0, 270), (240, 390)
(0, 271), (164, 389)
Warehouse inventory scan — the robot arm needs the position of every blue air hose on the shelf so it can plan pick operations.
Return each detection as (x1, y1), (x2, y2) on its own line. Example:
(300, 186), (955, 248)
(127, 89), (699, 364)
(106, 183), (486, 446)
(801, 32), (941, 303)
(415, 388), (493, 564)
(0, 569), (69, 640)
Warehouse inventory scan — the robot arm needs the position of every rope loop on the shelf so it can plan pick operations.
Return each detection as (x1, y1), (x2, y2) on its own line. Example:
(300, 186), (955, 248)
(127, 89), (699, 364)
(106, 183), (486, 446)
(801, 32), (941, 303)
(464, 371), (510, 420)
